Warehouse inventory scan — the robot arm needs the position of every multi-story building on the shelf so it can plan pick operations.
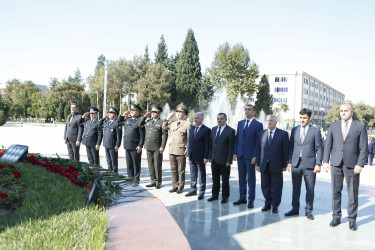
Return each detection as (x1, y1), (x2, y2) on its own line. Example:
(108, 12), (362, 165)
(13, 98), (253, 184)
(246, 71), (345, 129)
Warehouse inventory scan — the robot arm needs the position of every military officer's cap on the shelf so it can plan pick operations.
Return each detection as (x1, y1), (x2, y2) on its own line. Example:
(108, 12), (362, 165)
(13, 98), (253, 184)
(88, 106), (99, 114)
(130, 104), (142, 111)
(108, 106), (119, 115)
(150, 104), (163, 113)
(176, 104), (188, 115)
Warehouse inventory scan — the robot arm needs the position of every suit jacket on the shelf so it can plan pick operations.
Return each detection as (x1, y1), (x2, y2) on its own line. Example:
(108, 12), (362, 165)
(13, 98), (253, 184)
(187, 124), (211, 162)
(288, 125), (323, 168)
(64, 113), (83, 142)
(163, 119), (191, 155)
(118, 116), (145, 151)
(323, 119), (368, 168)
(209, 125), (235, 165)
(79, 118), (103, 148)
(256, 128), (289, 174)
(234, 119), (263, 159)
(101, 118), (122, 149)
(140, 117), (168, 151)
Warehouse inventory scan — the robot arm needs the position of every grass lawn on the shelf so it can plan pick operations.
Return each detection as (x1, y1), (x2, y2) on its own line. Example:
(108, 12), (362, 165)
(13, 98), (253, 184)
(0, 162), (108, 249)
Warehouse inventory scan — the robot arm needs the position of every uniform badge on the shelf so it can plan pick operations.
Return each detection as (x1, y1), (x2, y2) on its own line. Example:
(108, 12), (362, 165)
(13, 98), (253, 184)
(111, 129), (113, 132)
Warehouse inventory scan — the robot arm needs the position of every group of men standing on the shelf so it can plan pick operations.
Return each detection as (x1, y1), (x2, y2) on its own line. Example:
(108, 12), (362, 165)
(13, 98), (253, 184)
(64, 102), (368, 231)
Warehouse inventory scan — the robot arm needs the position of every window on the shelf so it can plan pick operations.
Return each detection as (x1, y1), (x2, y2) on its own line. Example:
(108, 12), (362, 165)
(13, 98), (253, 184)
(315, 93), (319, 98)
(283, 98), (288, 103)
(309, 100), (313, 105)
(275, 77), (279, 82)
(275, 87), (288, 93)
(315, 102), (318, 106)
(304, 78), (309, 84)
(281, 77), (288, 82)
(303, 88), (308, 95)
(303, 98), (308, 104)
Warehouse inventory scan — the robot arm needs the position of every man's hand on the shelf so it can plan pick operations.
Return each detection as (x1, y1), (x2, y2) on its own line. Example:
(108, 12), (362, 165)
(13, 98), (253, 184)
(144, 112), (151, 118)
(83, 112), (90, 118)
(136, 146), (142, 154)
(115, 146), (119, 152)
(287, 163), (292, 172)
(323, 163), (330, 172)
(226, 163), (231, 167)
(167, 112), (175, 120)
(102, 114), (109, 120)
(233, 155), (237, 161)
(256, 166), (260, 172)
(354, 165), (362, 174)
(314, 165), (321, 173)
(208, 159), (212, 163)
(95, 145), (100, 151)
(76, 141), (80, 147)
(184, 149), (187, 157)
(123, 110), (131, 117)
(204, 158), (208, 164)
(251, 157), (256, 165)
(282, 168), (286, 172)
(159, 147), (164, 154)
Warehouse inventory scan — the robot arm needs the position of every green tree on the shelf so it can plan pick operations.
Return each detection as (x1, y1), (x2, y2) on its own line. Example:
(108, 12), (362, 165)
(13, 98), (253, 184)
(208, 42), (259, 106)
(49, 77), (60, 89)
(0, 93), (9, 118)
(68, 68), (84, 86)
(175, 29), (202, 109)
(81, 93), (91, 114)
(0, 110), (6, 126)
(57, 103), (65, 121)
(353, 103), (375, 128)
(136, 64), (171, 111)
(196, 74), (214, 110)
(154, 35), (169, 68)
(254, 74), (273, 116)
(168, 52), (179, 108)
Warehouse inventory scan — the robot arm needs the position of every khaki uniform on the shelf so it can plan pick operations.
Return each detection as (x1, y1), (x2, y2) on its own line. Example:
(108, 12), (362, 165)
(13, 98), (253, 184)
(163, 119), (191, 190)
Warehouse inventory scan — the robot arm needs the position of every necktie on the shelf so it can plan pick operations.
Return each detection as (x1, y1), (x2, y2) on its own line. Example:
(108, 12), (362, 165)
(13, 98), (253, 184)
(215, 127), (221, 143)
(268, 131), (273, 146)
(343, 121), (348, 140)
(194, 126), (198, 137)
(301, 126), (306, 143)
(244, 120), (249, 131)
(177, 121), (181, 127)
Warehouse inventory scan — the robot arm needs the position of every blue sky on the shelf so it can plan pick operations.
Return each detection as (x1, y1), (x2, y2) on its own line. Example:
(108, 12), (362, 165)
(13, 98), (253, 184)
(1, 0), (374, 105)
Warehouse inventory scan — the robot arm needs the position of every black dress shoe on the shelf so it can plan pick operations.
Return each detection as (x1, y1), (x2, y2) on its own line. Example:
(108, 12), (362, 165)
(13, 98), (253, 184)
(156, 184), (161, 189)
(305, 212), (314, 220)
(233, 199), (247, 205)
(272, 207), (279, 213)
(261, 206), (271, 211)
(198, 193), (204, 200)
(169, 188), (178, 193)
(176, 189), (184, 194)
(247, 201), (254, 208)
(207, 196), (218, 201)
(349, 221), (358, 231)
(330, 219), (341, 227)
(221, 198), (228, 204)
(284, 210), (299, 216)
(146, 183), (156, 187)
(185, 190), (197, 197)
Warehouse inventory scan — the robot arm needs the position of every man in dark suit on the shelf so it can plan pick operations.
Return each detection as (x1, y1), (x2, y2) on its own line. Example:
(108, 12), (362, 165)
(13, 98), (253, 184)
(285, 108), (323, 220)
(186, 112), (211, 200)
(118, 104), (145, 183)
(323, 103), (368, 231)
(233, 104), (263, 208)
(208, 113), (235, 204)
(140, 104), (168, 189)
(256, 115), (289, 213)
(64, 103), (83, 161)
(101, 106), (122, 173)
(79, 106), (103, 165)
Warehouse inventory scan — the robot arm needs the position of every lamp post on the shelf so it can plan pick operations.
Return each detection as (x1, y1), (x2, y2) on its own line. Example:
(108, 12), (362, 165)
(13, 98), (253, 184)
(103, 60), (108, 117)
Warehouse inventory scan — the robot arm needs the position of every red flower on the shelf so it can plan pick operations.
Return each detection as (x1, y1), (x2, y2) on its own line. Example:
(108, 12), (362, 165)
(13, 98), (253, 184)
(67, 164), (75, 172)
(0, 193), (8, 199)
(0, 151), (4, 156)
(22, 160), (26, 163)
(13, 171), (21, 178)
(8, 164), (14, 168)
(85, 184), (93, 190)
(0, 164), (4, 169)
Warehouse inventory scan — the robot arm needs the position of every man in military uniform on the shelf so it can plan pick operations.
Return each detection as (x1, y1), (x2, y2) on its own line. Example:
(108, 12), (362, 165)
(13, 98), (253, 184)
(101, 106), (122, 173)
(118, 104), (145, 183)
(140, 104), (168, 189)
(64, 103), (83, 161)
(163, 104), (191, 194)
(79, 107), (103, 165)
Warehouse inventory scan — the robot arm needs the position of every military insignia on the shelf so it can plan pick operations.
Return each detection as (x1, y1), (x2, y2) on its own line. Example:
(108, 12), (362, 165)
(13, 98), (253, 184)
(111, 129), (113, 132)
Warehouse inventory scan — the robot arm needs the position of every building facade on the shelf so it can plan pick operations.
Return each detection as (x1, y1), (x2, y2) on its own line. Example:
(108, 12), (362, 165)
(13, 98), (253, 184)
(247, 71), (345, 129)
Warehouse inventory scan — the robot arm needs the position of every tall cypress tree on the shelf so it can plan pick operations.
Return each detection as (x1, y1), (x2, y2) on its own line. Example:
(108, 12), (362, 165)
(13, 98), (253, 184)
(175, 29), (202, 109)
(168, 52), (179, 108)
(154, 35), (169, 69)
(254, 74), (273, 116)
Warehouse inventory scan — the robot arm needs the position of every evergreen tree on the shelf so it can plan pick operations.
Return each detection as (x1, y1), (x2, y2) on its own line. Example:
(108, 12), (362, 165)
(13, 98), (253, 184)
(168, 52), (179, 108)
(49, 77), (60, 89)
(57, 103), (64, 121)
(154, 35), (169, 68)
(81, 93), (91, 114)
(196, 74), (214, 110)
(175, 29), (202, 110)
(254, 74), (273, 116)
(139, 46), (151, 78)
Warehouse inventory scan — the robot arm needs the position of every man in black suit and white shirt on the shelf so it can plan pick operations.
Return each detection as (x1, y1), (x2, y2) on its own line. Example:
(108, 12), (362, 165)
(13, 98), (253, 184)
(208, 113), (235, 204)
(64, 103), (83, 161)
(285, 108), (323, 220)
(323, 103), (368, 231)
